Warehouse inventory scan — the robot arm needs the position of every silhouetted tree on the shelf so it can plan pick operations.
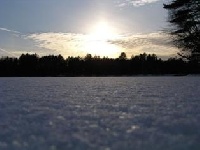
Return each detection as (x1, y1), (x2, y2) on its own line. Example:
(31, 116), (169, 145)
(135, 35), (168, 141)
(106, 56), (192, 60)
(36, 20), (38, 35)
(85, 54), (92, 61)
(119, 52), (127, 60)
(39, 54), (66, 76)
(0, 53), (200, 76)
(19, 53), (39, 76)
(164, 0), (200, 62)
(0, 57), (18, 76)
(67, 56), (84, 76)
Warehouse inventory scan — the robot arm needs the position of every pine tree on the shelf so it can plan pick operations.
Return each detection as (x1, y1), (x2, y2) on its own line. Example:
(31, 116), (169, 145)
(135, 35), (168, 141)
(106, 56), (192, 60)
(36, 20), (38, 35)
(164, 0), (200, 62)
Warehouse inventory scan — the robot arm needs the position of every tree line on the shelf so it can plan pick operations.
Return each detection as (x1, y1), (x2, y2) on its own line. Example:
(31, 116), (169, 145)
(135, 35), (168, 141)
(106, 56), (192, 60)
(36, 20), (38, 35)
(0, 52), (199, 77)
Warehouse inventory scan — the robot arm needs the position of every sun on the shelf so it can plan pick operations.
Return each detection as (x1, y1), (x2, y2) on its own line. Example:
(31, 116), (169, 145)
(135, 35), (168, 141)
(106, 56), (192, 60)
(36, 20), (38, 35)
(89, 22), (118, 41)
(83, 21), (121, 57)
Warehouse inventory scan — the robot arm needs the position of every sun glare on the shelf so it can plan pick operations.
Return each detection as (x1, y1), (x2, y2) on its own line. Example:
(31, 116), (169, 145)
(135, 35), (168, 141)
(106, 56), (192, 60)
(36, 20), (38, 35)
(89, 22), (118, 41)
(84, 21), (121, 57)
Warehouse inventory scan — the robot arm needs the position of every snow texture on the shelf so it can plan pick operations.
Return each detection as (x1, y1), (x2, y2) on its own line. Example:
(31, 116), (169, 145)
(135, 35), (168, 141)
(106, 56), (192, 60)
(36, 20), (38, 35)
(0, 77), (200, 150)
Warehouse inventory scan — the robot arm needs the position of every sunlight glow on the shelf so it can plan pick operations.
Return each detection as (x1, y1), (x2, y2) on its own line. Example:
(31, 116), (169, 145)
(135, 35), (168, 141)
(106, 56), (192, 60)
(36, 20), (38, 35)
(89, 22), (118, 41)
(83, 21), (121, 57)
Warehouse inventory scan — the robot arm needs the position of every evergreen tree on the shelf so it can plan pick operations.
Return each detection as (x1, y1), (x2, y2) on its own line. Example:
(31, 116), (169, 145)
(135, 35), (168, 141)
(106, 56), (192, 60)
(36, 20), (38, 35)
(164, 0), (200, 62)
(119, 52), (127, 60)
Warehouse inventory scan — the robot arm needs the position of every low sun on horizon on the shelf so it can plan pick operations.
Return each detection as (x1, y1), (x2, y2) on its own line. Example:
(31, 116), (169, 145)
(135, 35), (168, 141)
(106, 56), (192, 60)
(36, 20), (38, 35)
(83, 21), (121, 58)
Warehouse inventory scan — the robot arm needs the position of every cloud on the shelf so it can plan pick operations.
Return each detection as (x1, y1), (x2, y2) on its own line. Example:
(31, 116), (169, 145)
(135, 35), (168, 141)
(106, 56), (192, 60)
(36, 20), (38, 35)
(116, 0), (160, 7)
(108, 32), (178, 57)
(0, 27), (20, 34)
(26, 32), (122, 57)
(0, 30), (177, 58)
(0, 47), (16, 57)
(25, 31), (177, 59)
(25, 32), (89, 57)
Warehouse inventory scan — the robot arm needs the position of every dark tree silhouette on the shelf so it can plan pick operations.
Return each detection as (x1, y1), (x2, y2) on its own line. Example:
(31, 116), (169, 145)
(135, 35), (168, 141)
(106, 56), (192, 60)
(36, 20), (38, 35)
(119, 52), (127, 60)
(0, 52), (199, 77)
(164, 0), (200, 62)
(38, 54), (66, 76)
(19, 53), (39, 76)
(0, 57), (18, 76)
(85, 54), (92, 61)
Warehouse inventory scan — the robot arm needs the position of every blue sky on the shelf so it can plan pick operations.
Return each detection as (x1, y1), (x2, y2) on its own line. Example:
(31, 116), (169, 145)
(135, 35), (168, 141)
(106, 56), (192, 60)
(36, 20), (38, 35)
(0, 0), (177, 58)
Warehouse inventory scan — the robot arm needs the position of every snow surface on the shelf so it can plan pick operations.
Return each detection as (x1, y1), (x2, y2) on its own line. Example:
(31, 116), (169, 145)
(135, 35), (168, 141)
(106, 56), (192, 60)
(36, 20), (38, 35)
(0, 77), (200, 150)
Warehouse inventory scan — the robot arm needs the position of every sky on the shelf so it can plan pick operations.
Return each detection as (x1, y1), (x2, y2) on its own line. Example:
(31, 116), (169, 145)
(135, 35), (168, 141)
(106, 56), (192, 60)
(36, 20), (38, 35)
(0, 0), (178, 59)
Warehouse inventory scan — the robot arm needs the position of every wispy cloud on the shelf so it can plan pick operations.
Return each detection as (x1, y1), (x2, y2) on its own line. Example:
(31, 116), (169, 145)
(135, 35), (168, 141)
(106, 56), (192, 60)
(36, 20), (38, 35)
(116, 0), (160, 7)
(26, 32), (121, 57)
(0, 27), (20, 34)
(0, 28), (177, 58)
(0, 27), (43, 57)
(0, 47), (16, 57)
(25, 31), (177, 58)
(0, 25), (177, 58)
(108, 32), (178, 57)
(25, 32), (88, 57)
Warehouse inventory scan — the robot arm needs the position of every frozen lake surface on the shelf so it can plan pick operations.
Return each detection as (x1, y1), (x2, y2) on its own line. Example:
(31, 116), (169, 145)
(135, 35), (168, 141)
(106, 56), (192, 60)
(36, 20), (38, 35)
(0, 77), (200, 150)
